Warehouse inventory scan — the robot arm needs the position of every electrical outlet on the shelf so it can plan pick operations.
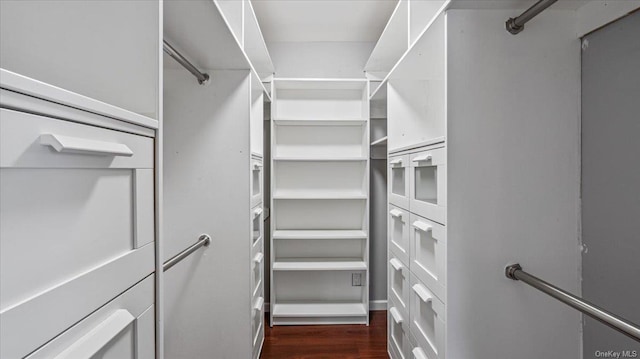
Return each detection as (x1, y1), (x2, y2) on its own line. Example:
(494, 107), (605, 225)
(352, 273), (362, 287)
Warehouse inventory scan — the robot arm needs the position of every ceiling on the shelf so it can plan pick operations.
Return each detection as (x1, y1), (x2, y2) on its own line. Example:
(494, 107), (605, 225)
(251, 0), (398, 42)
(251, 0), (592, 43)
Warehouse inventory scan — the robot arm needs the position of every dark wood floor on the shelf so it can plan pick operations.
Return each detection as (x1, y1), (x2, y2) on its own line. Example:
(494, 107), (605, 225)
(261, 311), (388, 359)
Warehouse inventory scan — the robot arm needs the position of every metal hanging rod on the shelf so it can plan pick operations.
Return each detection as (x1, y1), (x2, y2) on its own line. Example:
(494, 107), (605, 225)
(163, 234), (211, 272)
(506, 0), (558, 35)
(506, 264), (640, 342)
(163, 40), (210, 85)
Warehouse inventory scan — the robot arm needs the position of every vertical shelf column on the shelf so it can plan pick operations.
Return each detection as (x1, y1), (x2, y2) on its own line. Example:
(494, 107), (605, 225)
(270, 79), (370, 325)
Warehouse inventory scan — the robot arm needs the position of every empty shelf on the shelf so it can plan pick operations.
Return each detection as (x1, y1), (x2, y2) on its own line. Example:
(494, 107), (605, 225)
(273, 230), (368, 240)
(371, 136), (388, 146)
(274, 118), (366, 126)
(273, 259), (367, 271)
(273, 157), (367, 162)
(273, 190), (367, 200)
(272, 303), (367, 318)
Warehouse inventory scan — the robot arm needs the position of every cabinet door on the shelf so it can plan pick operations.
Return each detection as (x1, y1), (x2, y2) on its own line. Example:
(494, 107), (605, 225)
(389, 204), (410, 266)
(251, 157), (263, 207)
(409, 147), (446, 224)
(26, 276), (155, 359)
(409, 274), (445, 359)
(410, 213), (446, 302)
(389, 154), (410, 210)
(0, 108), (155, 359)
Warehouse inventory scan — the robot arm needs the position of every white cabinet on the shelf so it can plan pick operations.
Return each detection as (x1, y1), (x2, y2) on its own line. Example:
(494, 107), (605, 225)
(389, 255), (410, 316)
(389, 204), (411, 266)
(251, 157), (264, 207)
(409, 146), (446, 225)
(409, 274), (445, 359)
(0, 100), (155, 359)
(389, 154), (410, 210)
(26, 276), (155, 359)
(410, 213), (446, 302)
(389, 305), (411, 359)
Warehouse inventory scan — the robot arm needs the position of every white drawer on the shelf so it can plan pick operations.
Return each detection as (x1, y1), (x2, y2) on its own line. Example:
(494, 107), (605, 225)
(389, 302), (411, 359)
(0, 109), (155, 359)
(409, 146), (446, 224)
(252, 204), (264, 245)
(389, 253), (410, 316)
(25, 275), (154, 359)
(389, 204), (410, 266)
(252, 246), (265, 300)
(410, 213), (446, 302)
(389, 154), (410, 210)
(252, 294), (265, 359)
(251, 157), (263, 207)
(409, 274), (446, 359)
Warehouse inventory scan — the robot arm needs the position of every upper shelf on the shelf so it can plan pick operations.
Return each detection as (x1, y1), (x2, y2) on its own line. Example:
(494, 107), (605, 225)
(368, 0), (450, 99)
(164, 0), (272, 101)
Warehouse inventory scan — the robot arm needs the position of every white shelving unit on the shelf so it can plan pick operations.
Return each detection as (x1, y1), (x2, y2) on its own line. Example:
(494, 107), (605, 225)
(365, 1), (608, 358)
(270, 78), (370, 325)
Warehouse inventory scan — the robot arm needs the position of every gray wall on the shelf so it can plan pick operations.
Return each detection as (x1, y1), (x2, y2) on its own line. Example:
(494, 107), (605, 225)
(582, 11), (640, 357)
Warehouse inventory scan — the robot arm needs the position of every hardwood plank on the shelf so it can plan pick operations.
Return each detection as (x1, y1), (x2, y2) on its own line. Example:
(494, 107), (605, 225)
(261, 311), (388, 359)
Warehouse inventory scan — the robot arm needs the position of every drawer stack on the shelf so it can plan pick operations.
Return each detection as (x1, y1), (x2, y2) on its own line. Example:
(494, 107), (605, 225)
(251, 155), (265, 359)
(388, 142), (446, 359)
(0, 73), (157, 359)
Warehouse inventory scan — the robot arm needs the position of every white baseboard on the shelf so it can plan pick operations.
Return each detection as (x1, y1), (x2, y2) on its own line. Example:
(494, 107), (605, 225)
(369, 300), (388, 311)
(264, 300), (387, 313)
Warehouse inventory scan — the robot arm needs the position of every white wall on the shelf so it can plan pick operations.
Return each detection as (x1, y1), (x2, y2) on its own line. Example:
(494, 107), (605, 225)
(268, 41), (373, 78)
(446, 9), (582, 358)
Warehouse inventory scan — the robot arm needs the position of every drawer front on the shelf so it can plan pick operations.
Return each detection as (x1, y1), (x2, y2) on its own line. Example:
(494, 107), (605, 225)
(252, 204), (264, 245)
(252, 294), (265, 359)
(389, 301), (411, 359)
(389, 253), (410, 315)
(409, 274), (446, 359)
(25, 275), (155, 359)
(0, 111), (155, 359)
(389, 204), (410, 266)
(251, 157), (263, 207)
(409, 147), (446, 224)
(389, 154), (410, 210)
(410, 213), (446, 302)
(252, 243), (265, 300)
(0, 108), (153, 169)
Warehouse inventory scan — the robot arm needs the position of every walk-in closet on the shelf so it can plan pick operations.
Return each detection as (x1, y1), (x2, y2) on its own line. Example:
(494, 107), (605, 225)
(1, 0), (639, 358)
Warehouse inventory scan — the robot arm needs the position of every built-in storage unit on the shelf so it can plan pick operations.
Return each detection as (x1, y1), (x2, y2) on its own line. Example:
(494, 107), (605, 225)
(0, 1), (160, 356)
(370, 1), (585, 358)
(162, 1), (272, 358)
(270, 78), (370, 325)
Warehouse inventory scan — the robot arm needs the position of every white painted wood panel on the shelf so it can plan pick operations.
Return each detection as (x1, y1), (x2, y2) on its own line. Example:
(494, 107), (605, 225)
(163, 69), (254, 359)
(446, 9), (581, 358)
(0, 1), (159, 119)
(26, 276), (154, 359)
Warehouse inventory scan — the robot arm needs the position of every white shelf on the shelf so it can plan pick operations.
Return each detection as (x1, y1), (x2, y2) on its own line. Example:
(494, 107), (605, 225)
(273, 157), (367, 162)
(273, 259), (367, 271)
(243, 0), (274, 80)
(364, 0), (408, 73)
(273, 118), (366, 126)
(273, 78), (368, 91)
(273, 230), (367, 240)
(371, 136), (388, 146)
(272, 303), (368, 318)
(273, 190), (367, 200)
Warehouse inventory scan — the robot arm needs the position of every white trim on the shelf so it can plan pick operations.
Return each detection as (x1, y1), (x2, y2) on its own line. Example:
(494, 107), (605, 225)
(0, 69), (158, 129)
(370, 300), (388, 311)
